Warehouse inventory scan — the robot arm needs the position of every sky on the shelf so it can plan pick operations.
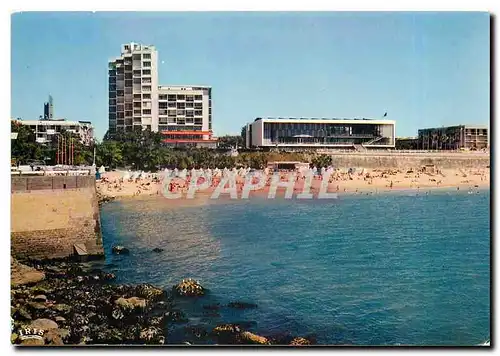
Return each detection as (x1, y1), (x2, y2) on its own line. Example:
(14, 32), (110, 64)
(11, 12), (490, 140)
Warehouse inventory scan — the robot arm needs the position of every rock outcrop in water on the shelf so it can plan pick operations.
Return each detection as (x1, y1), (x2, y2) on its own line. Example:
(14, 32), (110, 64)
(11, 259), (315, 346)
(111, 246), (130, 255)
(173, 278), (205, 297)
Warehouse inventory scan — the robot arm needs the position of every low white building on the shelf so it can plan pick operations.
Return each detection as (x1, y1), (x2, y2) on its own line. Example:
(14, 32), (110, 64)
(12, 118), (95, 146)
(244, 117), (396, 149)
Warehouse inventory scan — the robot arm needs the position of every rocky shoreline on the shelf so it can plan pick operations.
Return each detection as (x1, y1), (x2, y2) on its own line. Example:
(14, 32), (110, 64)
(11, 258), (314, 346)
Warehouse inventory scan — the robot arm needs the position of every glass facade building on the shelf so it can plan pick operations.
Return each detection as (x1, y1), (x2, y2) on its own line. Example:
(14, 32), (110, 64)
(245, 118), (396, 149)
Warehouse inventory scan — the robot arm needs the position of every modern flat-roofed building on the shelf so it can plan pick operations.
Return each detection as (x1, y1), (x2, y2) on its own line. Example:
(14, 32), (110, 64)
(158, 85), (216, 147)
(417, 125), (489, 150)
(244, 117), (396, 149)
(108, 43), (215, 147)
(12, 118), (94, 146)
(108, 43), (159, 134)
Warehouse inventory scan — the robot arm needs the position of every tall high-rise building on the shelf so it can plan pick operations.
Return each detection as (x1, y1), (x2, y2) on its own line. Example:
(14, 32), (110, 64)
(108, 43), (159, 134)
(43, 95), (54, 119)
(108, 43), (215, 147)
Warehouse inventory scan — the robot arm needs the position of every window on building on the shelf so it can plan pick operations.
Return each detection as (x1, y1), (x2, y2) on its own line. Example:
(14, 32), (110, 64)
(134, 102), (141, 108)
(194, 110), (202, 116)
(186, 95), (194, 102)
(186, 110), (194, 117)
(168, 102), (176, 108)
(177, 95), (185, 100)
(125, 103), (133, 110)
(142, 69), (151, 75)
(195, 95), (203, 101)
(143, 61), (151, 68)
(143, 53), (151, 59)
(194, 103), (203, 109)
(142, 78), (151, 84)
(143, 109), (151, 115)
(186, 102), (194, 108)
(143, 93), (151, 99)
(142, 86), (151, 92)
(177, 110), (185, 116)
(177, 102), (186, 109)
(168, 95), (176, 101)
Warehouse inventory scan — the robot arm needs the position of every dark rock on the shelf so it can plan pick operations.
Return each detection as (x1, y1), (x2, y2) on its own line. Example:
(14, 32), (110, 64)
(135, 284), (164, 301)
(115, 297), (146, 311)
(44, 329), (64, 345)
(211, 324), (242, 344)
(164, 310), (188, 323)
(139, 326), (164, 344)
(111, 308), (124, 320)
(13, 307), (32, 321)
(173, 278), (205, 297)
(112, 246), (130, 255)
(289, 337), (312, 346)
(27, 301), (46, 311)
(227, 301), (258, 309)
(152, 248), (164, 253)
(52, 304), (71, 314)
(33, 295), (47, 302)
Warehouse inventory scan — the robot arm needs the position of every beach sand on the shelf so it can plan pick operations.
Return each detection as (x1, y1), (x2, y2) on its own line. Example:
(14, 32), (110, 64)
(97, 166), (489, 205)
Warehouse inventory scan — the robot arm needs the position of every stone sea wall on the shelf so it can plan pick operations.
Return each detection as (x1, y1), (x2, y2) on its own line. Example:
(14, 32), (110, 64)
(11, 176), (103, 260)
(326, 153), (490, 169)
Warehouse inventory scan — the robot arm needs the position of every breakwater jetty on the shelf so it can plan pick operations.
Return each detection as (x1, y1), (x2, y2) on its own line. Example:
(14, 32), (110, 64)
(11, 175), (104, 260)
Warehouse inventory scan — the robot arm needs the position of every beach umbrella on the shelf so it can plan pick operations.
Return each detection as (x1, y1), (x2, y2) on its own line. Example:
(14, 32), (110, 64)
(98, 165), (106, 174)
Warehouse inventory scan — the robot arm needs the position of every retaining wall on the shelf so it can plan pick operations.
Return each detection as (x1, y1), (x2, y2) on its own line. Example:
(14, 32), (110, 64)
(11, 176), (104, 260)
(327, 153), (490, 169)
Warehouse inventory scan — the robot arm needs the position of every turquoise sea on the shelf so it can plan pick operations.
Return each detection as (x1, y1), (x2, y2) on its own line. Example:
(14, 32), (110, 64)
(99, 189), (490, 345)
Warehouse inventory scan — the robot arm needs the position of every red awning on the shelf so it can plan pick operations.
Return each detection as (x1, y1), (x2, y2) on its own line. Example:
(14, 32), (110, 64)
(163, 139), (218, 143)
(161, 131), (212, 136)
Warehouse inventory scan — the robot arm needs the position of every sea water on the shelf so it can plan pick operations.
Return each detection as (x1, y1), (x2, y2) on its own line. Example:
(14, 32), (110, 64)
(99, 189), (490, 345)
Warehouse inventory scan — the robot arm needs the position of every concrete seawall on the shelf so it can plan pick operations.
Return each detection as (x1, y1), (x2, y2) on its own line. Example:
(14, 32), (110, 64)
(11, 176), (104, 260)
(325, 153), (490, 169)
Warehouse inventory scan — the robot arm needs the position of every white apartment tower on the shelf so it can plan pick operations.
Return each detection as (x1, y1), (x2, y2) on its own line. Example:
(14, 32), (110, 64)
(108, 43), (159, 133)
(108, 43), (214, 147)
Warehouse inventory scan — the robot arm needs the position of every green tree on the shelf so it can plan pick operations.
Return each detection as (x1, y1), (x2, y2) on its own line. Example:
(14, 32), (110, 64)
(96, 141), (123, 168)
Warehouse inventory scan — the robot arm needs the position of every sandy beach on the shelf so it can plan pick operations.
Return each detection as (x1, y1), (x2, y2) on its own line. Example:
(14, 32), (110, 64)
(97, 166), (490, 203)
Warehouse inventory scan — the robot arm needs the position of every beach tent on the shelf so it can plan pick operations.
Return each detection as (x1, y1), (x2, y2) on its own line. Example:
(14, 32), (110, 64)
(98, 165), (106, 174)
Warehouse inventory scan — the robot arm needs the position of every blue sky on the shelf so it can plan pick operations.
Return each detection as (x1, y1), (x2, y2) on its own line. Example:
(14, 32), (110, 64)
(11, 12), (490, 140)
